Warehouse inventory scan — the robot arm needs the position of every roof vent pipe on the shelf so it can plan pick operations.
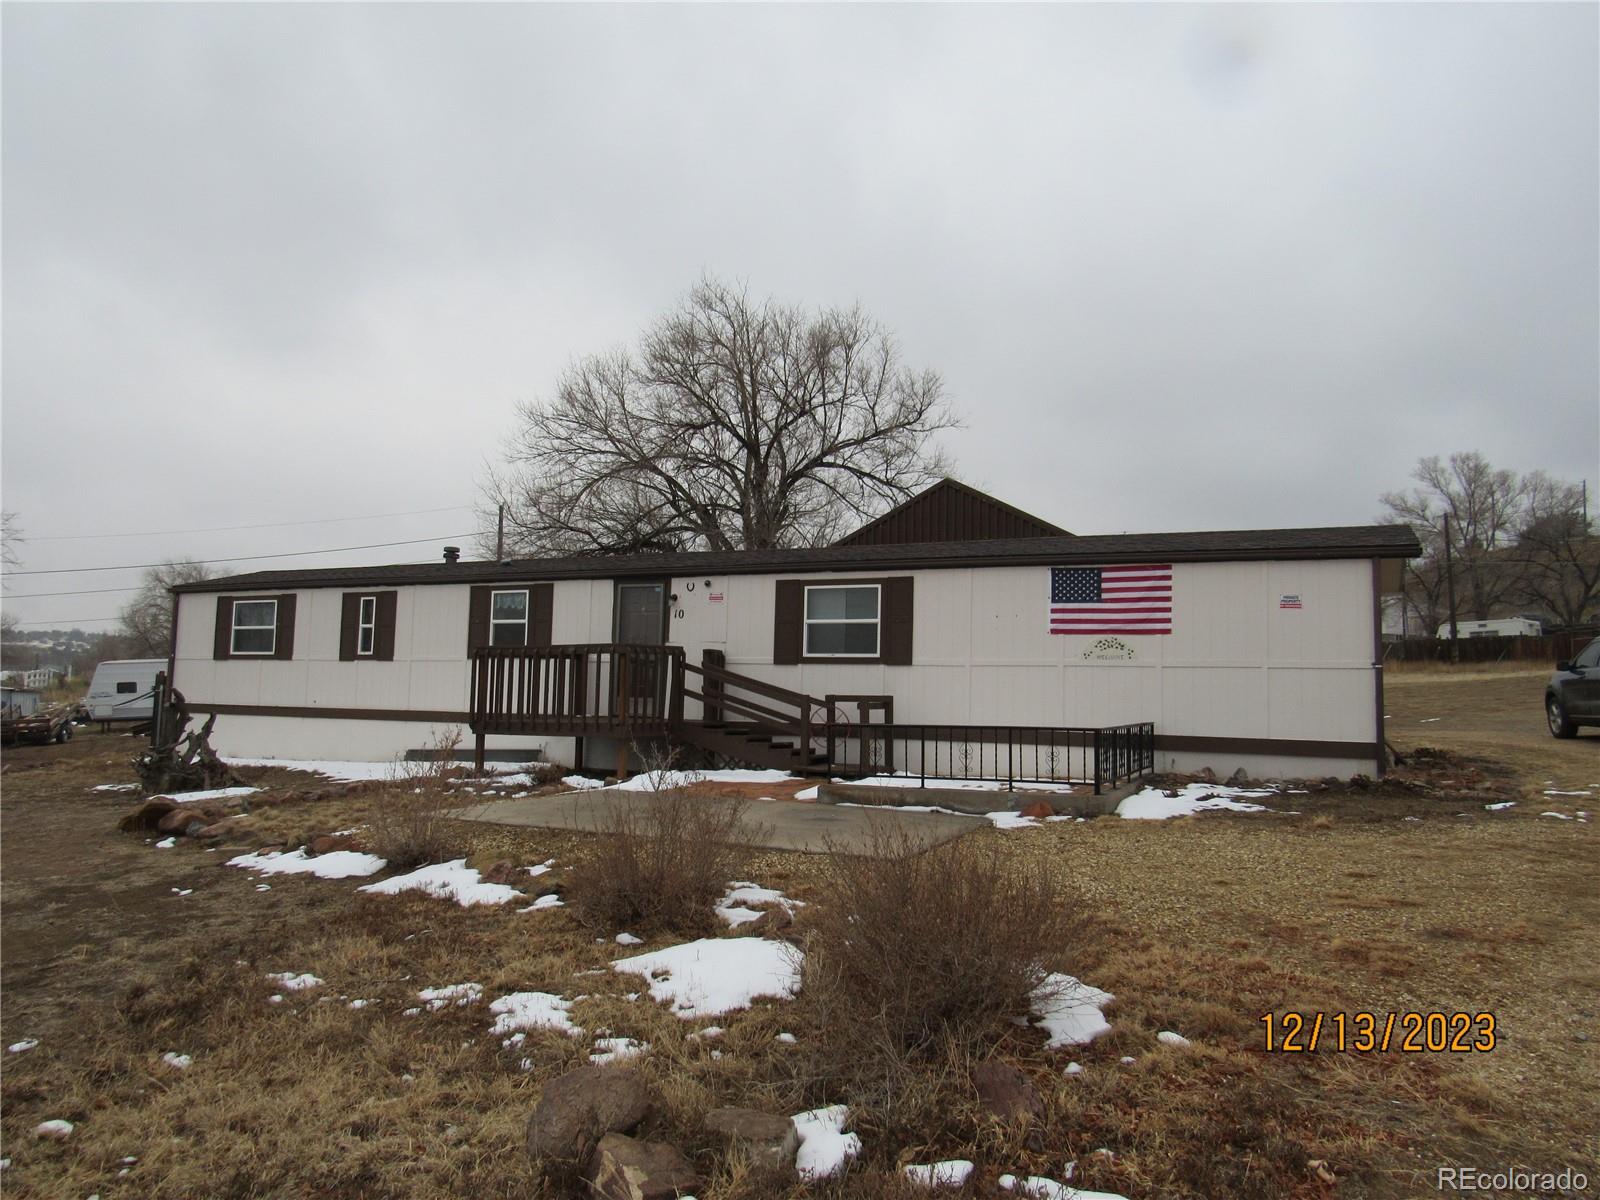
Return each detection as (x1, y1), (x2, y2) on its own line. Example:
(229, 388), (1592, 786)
(442, 546), (461, 564)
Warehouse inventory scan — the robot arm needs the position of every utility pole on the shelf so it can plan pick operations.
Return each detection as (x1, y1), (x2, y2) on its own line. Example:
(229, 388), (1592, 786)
(496, 504), (506, 562)
(1442, 511), (1459, 664)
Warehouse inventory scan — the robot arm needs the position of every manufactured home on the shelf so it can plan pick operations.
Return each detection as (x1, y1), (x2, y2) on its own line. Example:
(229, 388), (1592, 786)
(1435, 617), (1542, 640)
(86, 658), (165, 723)
(169, 481), (1419, 786)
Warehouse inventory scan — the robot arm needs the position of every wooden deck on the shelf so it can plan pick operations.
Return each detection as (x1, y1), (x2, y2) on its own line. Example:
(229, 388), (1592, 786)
(469, 644), (1155, 792)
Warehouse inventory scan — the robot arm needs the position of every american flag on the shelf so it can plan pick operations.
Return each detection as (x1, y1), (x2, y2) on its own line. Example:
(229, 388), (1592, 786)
(1049, 564), (1173, 635)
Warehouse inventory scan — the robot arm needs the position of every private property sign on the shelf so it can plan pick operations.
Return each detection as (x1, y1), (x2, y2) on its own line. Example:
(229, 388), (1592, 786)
(1279, 594), (1303, 610)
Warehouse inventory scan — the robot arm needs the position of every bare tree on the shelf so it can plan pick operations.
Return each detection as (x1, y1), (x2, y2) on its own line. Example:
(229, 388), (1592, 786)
(1382, 453), (1527, 626)
(1, 511), (22, 570)
(485, 276), (957, 555)
(1515, 473), (1599, 627)
(120, 559), (211, 657)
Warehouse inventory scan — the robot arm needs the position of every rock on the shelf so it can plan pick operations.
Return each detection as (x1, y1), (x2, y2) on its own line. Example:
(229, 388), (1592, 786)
(703, 1106), (798, 1171)
(195, 821), (236, 842)
(119, 799), (177, 832)
(526, 1065), (653, 1173)
(309, 834), (358, 856)
(587, 1133), (701, 1200)
(1225, 768), (1250, 787)
(1195, 767), (1217, 783)
(972, 1061), (1042, 1122)
(157, 808), (207, 837)
(1018, 799), (1054, 820)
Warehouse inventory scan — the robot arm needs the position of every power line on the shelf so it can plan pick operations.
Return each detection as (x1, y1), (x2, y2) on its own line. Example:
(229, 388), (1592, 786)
(23, 504), (474, 542)
(3, 532), (477, 577)
(11, 616), (123, 625)
(3, 585), (143, 600)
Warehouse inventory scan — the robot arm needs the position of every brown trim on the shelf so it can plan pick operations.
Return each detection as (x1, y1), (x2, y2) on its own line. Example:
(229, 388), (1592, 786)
(375, 590), (398, 660)
(339, 593), (361, 661)
(1372, 557), (1385, 779)
(166, 588), (180, 686)
(175, 525), (1423, 595)
(1153, 734), (1382, 761)
(187, 702), (471, 723)
(272, 594), (296, 660)
(213, 596), (234, 660)
(782, 576), (913, 665)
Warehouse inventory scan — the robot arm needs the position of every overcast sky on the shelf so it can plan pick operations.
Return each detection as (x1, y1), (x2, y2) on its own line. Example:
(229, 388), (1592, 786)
(3, 2), (1596, 632)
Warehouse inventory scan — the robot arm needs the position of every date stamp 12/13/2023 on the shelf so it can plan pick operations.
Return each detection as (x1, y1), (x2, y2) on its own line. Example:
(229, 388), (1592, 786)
(1260, 1011), (1496, 1053)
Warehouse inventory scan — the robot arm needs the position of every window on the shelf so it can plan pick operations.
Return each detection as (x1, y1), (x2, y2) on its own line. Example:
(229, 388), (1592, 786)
(490, 590), (529, 647)
(230, 599), (278, 655)
(116, 681), (137, 694)
(357, 595), (377, 656)
(803, 584), (881, 657)
(1574, 639), (1600, 670)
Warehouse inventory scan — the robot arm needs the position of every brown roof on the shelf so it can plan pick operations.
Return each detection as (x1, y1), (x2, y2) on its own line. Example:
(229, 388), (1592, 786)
(176, 524), (1422, 595)
(833, 478), (1069, 546)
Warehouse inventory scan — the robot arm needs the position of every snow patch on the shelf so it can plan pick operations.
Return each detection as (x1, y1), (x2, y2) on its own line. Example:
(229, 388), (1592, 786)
(792, 1105), (860, 1181)
(8, 1039), (39, 1053)
(92, 783), (138, 792)
(903, 1160), (974, 1188)
(562, 774), (607, 790)
(359, 859), (524, 906)
(716, 882), (803, 927)
(1031, 973), (1114, 1048)
(229, 848), (387, 879)
(156, 786), (260, 805)
(266, 972), (323, 991)
(589, 1037), (649, 1064)
(162, 1052), (192, 1070)
(1116, 783), (1274, 821)
(612, 937), (801, 1018)
(1485, 802), (1516, 811)
(1156, 1030), (1191, 1048)
(418, 982), (483, 1010)
(615, 932), (644, 946)
(155, 837), (177, 849)
(488, 991), (582, 1038)
(34, 1119), (74, 1139)
(1540, 811), (1574, 820)
(611, 768), (798, 792)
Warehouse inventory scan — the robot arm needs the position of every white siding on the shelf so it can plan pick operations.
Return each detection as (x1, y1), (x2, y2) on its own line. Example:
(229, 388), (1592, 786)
(175, 554), (1381, 773)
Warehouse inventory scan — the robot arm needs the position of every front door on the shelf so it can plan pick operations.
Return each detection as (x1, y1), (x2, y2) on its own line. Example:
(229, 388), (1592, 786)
(613, 582), (668, 716)
(614, 582), (667, 646)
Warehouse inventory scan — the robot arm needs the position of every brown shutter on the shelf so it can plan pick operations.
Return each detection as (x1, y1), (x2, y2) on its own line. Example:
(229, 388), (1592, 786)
(530, 583), (553, 648)
(273, 594), (297, 660)
(467, 586), (493, 653)
(339, 594), (361, 661)
(374, 591), (398, 661)
(881, 576), (914, 665)
(773, 581), (804, 664)
(213, 596), (234, 660)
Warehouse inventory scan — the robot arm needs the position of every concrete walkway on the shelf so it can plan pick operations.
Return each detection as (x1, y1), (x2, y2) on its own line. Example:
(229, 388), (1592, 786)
(449, 791), (988, 855)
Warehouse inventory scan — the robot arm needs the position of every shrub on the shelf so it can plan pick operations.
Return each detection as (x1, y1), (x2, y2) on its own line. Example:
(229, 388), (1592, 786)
(797, 825), (1093, 1103)
(364, 731), (466, 869)
(566, 787), (751, 934)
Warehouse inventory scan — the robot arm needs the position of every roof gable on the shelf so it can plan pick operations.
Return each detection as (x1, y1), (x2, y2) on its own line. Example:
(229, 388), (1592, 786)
(833, 479), (1069, 547)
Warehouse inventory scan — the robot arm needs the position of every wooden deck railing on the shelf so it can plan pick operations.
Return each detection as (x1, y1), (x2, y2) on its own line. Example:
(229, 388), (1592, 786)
(470, 643), (685, 736)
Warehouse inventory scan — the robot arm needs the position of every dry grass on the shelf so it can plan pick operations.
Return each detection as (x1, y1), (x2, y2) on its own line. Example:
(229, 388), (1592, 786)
(796, 825), (1090, 1119)
(3, 684), (1597, 1198)
(564, 787), (753, 935)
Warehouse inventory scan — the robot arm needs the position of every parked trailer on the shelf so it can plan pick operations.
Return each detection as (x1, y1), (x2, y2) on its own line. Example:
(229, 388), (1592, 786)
(86, 659), (165, 724)
(1436, 617), (1543, 640)
(1, 689), (74, 745)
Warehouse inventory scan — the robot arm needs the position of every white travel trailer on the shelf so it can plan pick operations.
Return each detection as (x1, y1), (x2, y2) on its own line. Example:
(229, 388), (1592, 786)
(86, 658), (165, 722)
(1435, 617), (1542, 640)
